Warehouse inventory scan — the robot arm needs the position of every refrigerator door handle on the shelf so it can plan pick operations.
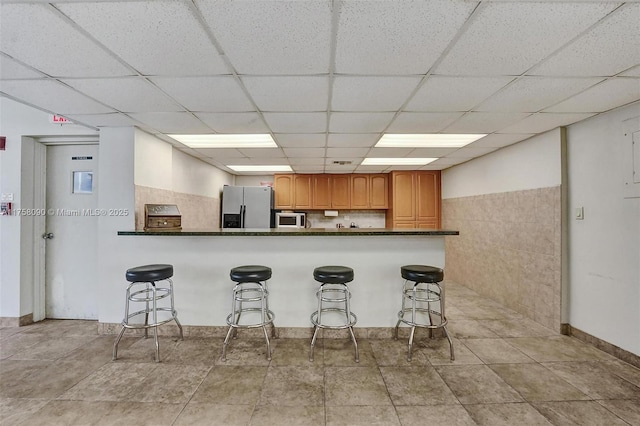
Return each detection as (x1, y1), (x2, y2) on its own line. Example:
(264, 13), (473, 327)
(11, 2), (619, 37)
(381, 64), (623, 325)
(240, 204), (246, 228)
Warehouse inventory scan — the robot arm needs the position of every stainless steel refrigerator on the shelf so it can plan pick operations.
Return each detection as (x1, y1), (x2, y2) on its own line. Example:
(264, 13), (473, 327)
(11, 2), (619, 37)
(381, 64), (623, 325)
(221, 186), (274, 228)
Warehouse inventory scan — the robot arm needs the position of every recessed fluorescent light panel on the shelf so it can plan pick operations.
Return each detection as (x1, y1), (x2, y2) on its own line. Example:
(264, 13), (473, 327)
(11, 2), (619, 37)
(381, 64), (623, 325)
(227, 165), (293, 172)
(168, 134), (277, 148)
(375, 134), (486, 148)
(361, 158), (437, 166)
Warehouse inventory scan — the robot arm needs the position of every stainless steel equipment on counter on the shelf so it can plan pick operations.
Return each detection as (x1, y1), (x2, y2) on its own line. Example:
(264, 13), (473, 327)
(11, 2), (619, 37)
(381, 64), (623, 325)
(221, 186), (274, 229)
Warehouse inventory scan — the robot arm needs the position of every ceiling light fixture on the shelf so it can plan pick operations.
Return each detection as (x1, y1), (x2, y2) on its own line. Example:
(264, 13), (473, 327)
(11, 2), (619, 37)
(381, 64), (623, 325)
(375, 133), (486, 148)
(361, 158), (437, 166)
(168, 134), (277, 148)
(227, 165), (293, 172)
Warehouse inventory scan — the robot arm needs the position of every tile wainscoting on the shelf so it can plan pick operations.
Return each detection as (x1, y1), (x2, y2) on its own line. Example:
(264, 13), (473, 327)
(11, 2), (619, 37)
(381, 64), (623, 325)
(443, 186), (562, 332)
(134, 185), (220, 230)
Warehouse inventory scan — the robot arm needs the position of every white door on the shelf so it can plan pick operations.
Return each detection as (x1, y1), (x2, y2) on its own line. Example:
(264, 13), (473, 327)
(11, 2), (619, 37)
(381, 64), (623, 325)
(45, 144), (99, 319)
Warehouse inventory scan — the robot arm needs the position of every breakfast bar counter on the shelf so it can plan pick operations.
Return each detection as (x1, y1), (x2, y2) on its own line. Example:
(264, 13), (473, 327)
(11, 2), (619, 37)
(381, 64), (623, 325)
(105, 228), (458, 333)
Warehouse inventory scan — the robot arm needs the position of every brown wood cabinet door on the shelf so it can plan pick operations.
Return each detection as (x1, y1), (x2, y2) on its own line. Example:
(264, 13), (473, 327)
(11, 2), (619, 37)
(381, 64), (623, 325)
(350, 174), (369, 209)
(391, 171), (415, 221)
(393, 221), (416, 228)
(294, 174), (312, 209)
(331, 175), (351, 209)
(416, 221), (438, 229)
(416, 171), (440, 227)
(312, 174), (331, 209)
(369, 174), (388, 209)
(274, 174), (294, 209)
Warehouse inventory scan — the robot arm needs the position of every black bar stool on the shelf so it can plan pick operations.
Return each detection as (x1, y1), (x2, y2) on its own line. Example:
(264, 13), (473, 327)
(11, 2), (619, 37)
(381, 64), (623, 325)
(395, 265), (454, 362)
(310, 265), (358, 362)
(222, 265), (275, 361)
(113, 264), (183, 362)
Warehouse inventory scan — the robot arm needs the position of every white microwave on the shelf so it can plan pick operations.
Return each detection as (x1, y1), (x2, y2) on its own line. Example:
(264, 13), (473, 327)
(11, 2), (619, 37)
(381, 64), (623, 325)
(276, 212), (306, 228)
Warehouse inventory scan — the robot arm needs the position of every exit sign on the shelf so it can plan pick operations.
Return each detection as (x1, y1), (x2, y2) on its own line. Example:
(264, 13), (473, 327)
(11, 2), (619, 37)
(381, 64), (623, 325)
(50, 115), (71, 124)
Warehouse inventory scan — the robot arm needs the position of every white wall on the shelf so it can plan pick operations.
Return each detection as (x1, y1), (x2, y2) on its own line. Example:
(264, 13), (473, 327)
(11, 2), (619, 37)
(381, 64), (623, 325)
(134, 129), (233, 197)
(235, 175), (273, 187)
(567, 103), (640, 355)
(0, 97), (97, 318)
(442, 129), (562, 199)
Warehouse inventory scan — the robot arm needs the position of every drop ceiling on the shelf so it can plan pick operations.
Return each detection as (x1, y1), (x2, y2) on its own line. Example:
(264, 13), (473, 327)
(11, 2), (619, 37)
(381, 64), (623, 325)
(1, 0), (639, 174)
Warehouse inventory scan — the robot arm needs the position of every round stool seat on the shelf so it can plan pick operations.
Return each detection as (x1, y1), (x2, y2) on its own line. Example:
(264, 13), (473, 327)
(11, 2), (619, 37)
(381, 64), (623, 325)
(125, 264), (173, 283)
(401, 265), (443, 283)
(230, 265), (272, 282)
(313, 266), (354, 284)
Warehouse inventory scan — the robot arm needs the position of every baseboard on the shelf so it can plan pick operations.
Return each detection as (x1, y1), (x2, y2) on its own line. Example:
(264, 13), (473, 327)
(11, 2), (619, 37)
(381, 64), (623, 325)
(567, 325), (640, 369)
(0, 313), (34, 327)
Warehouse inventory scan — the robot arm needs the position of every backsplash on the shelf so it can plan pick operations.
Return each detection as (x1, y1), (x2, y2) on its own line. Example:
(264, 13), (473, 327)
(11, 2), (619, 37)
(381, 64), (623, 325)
(305, 210), (386, 229)
(442, 186), (562, 332)
(135, 185), (220, 230)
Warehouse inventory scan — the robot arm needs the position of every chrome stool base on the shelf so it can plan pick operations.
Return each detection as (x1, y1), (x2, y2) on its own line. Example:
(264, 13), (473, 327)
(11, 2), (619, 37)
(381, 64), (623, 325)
(113, 271), (183, 363)
(395, 275), (454, 362)
(310, 279), (359, 363)
(222, 267), (275, 362)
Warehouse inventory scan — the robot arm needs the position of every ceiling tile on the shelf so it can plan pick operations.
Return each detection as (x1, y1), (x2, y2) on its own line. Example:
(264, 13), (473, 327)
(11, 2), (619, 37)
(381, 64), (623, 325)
(196, 0), (332, 74)
(406, 76), (513, 112)
(531, 4), (640, 77)
(283, 148), (326, 158)
(429, 157), (469, 166)
(194, 148), (244, 158)
(475, 77), (604, 113)
(444, 112), (531, 133)
(274, 134), (326, 148)
(435, 2), (617, 75)
(325, 157), (363, 166)
(58, 1), (228, 76)
(335, 0), (476, 74)
(64, 113), (141, 128)
(406, 148), (459, 157)
(62, 78), (183, 112)
(499, 112), (596, 134)
(0, 56), (45, 79)
(292, 166), (326, 173)
(354, 165), (390, 173)
(387, 112), (464, 133)
(544, 78), (640, 113)
(242, 76), (328, 112)
(329, 112), (395, 133)
(0, 4), (132, 77)
(195, 112), (269, 133)
(368, 148), (414, 158)
(327, 134), (379, 148)
(326, 148), (370, 157)
(443, 146), (499, 158)
(237, 148), (285, 158)
(288, 157), (326, 166)
(263, 112), (327, 133)
(468, 133), (534, 149)
(324, 165), (358, 173)
(0, 80), (115, 114)
(620, 66), (640, 77)
(151, 76), (254, 112)
(332, 76), (421, 111)
(129, 112), (212, 133)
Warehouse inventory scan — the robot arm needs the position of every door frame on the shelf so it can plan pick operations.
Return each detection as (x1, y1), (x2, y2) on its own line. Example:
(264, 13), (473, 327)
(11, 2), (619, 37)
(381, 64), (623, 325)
(30, 135), (99, 322)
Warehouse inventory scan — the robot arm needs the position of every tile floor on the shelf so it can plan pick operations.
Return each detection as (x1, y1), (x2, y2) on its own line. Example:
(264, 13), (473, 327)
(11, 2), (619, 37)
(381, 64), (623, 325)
(1, 283), (639, 425)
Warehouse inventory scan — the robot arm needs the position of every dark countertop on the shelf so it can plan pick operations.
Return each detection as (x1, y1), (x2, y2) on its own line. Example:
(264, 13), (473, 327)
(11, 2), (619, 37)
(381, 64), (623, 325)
(117, 228), (459, 236)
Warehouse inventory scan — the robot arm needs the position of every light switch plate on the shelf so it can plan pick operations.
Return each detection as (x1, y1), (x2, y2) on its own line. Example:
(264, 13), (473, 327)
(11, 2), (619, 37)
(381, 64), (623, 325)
(1, 193), (14, 201)
(575, 207), (584, 220)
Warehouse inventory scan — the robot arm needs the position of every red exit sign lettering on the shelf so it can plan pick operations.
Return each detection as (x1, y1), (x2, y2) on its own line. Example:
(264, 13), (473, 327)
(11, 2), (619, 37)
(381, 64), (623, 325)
(50, 115), (71, 124)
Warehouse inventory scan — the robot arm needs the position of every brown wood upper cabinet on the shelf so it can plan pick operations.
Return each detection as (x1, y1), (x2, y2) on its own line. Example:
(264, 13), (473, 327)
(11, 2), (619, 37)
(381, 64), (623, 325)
(312, 174), (331, 209)
(350, 174), (388, 209)
(274, 173), (388, 210)
(274, 174), (294, 209)
(386, 171), (441, 228)
(331, 175), (351, 209)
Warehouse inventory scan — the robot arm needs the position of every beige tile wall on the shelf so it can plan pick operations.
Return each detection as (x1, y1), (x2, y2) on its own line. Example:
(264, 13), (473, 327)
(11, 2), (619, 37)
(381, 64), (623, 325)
(135, 185), (220, 230)
(442, 186), (562, 332)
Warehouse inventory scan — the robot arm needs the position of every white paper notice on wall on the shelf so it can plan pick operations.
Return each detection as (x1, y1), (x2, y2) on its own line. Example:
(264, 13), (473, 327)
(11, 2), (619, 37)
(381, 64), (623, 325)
(623, 116), (640, 199)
